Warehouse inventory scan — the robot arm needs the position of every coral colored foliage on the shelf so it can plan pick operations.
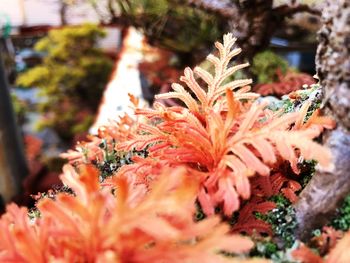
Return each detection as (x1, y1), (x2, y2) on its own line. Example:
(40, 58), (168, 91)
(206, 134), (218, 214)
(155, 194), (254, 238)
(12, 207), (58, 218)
(62, 34), (334, 218)
(0, 165), (254, 262)
(1, 33), (336, 263)
(255, 69), (315, 97)
(114, 34), (334, 216)
(232, 172), (301, 235)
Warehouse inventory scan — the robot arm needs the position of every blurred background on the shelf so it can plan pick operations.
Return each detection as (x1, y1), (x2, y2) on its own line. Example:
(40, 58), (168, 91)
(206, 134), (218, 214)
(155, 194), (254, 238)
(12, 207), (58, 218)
(0, 0), (321, 210)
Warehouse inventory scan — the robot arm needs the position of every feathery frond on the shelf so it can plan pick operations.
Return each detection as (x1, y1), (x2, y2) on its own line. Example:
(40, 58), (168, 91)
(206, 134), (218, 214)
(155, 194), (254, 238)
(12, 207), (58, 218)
(116, 33), (334, 216)
(156, 33), (256, 117)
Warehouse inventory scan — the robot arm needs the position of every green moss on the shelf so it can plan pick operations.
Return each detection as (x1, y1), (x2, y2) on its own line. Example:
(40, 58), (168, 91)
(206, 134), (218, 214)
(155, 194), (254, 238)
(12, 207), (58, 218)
(268, 205), (297, 248)
(281, 99), (295, 114)
(269, 195), (291, 207)
(250, 240), (278, 258)
(281, 84), (321, 116)
(28, 185), (75, 220)
(332, 195), (350, 231)
(92, 140), (149, 181)
(257, 196), (297, 249)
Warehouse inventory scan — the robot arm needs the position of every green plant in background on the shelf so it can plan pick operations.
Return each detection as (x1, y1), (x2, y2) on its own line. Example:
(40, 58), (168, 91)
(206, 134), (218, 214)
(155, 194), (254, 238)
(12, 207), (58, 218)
(16, 24), (113, 141)
(116, 0), (223, 64)
(251, 50), (289, 84)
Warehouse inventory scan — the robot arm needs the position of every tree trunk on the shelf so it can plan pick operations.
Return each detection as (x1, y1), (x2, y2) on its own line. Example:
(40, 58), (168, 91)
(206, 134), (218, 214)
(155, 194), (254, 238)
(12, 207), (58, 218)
(227, 0), (275, 61)
(294, 0), (350, 240)
(0, 53), (28, 208)
(59, 1), (68, 25)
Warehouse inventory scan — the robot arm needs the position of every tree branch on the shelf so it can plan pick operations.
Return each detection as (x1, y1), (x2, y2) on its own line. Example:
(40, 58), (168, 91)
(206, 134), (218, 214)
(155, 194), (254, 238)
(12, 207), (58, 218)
(273, 3), (321, 18)
(187, 0), (239, 18)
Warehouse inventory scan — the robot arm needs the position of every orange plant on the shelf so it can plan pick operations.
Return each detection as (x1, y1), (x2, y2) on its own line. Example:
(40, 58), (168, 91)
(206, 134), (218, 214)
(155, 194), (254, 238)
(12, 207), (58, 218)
(110, 34), (334, 216)
(62, 34), (334, 218)
(0, 165), (256, 262)
(254, 69), (315, 97)
(232, 171), (301, 236)
(1, 33), (336, 262)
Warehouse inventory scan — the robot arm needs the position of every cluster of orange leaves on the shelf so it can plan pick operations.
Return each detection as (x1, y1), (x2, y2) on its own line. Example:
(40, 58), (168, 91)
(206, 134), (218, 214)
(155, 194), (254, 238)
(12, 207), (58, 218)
(115, 34), (334, 217)
(0, 164), (259, 262)
(2, 33), (339, 262)
(254, 69), (315, 97)
(63, 33), (334, 218)
(232, 172), (301, 236)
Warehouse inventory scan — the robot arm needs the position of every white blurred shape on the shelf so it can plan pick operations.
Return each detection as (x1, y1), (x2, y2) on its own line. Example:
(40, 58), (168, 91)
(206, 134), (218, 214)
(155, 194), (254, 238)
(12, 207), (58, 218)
(90, 27), (148, 134)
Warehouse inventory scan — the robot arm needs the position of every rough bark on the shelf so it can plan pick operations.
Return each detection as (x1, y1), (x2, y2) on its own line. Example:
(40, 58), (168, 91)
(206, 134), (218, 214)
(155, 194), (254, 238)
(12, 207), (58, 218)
(0, 53), (28, 207)
(189, 0), (320, 61)
(227, 0), (275, 61)
(295, 0), (350, 240)
(106, 0), (320, 63)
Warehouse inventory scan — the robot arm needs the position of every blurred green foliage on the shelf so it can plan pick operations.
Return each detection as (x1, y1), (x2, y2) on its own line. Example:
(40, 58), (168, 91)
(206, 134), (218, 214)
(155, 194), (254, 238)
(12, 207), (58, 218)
(16, 24), (113, 140)
(251, 50), (289, 84)
(117, 0), (223, 57)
